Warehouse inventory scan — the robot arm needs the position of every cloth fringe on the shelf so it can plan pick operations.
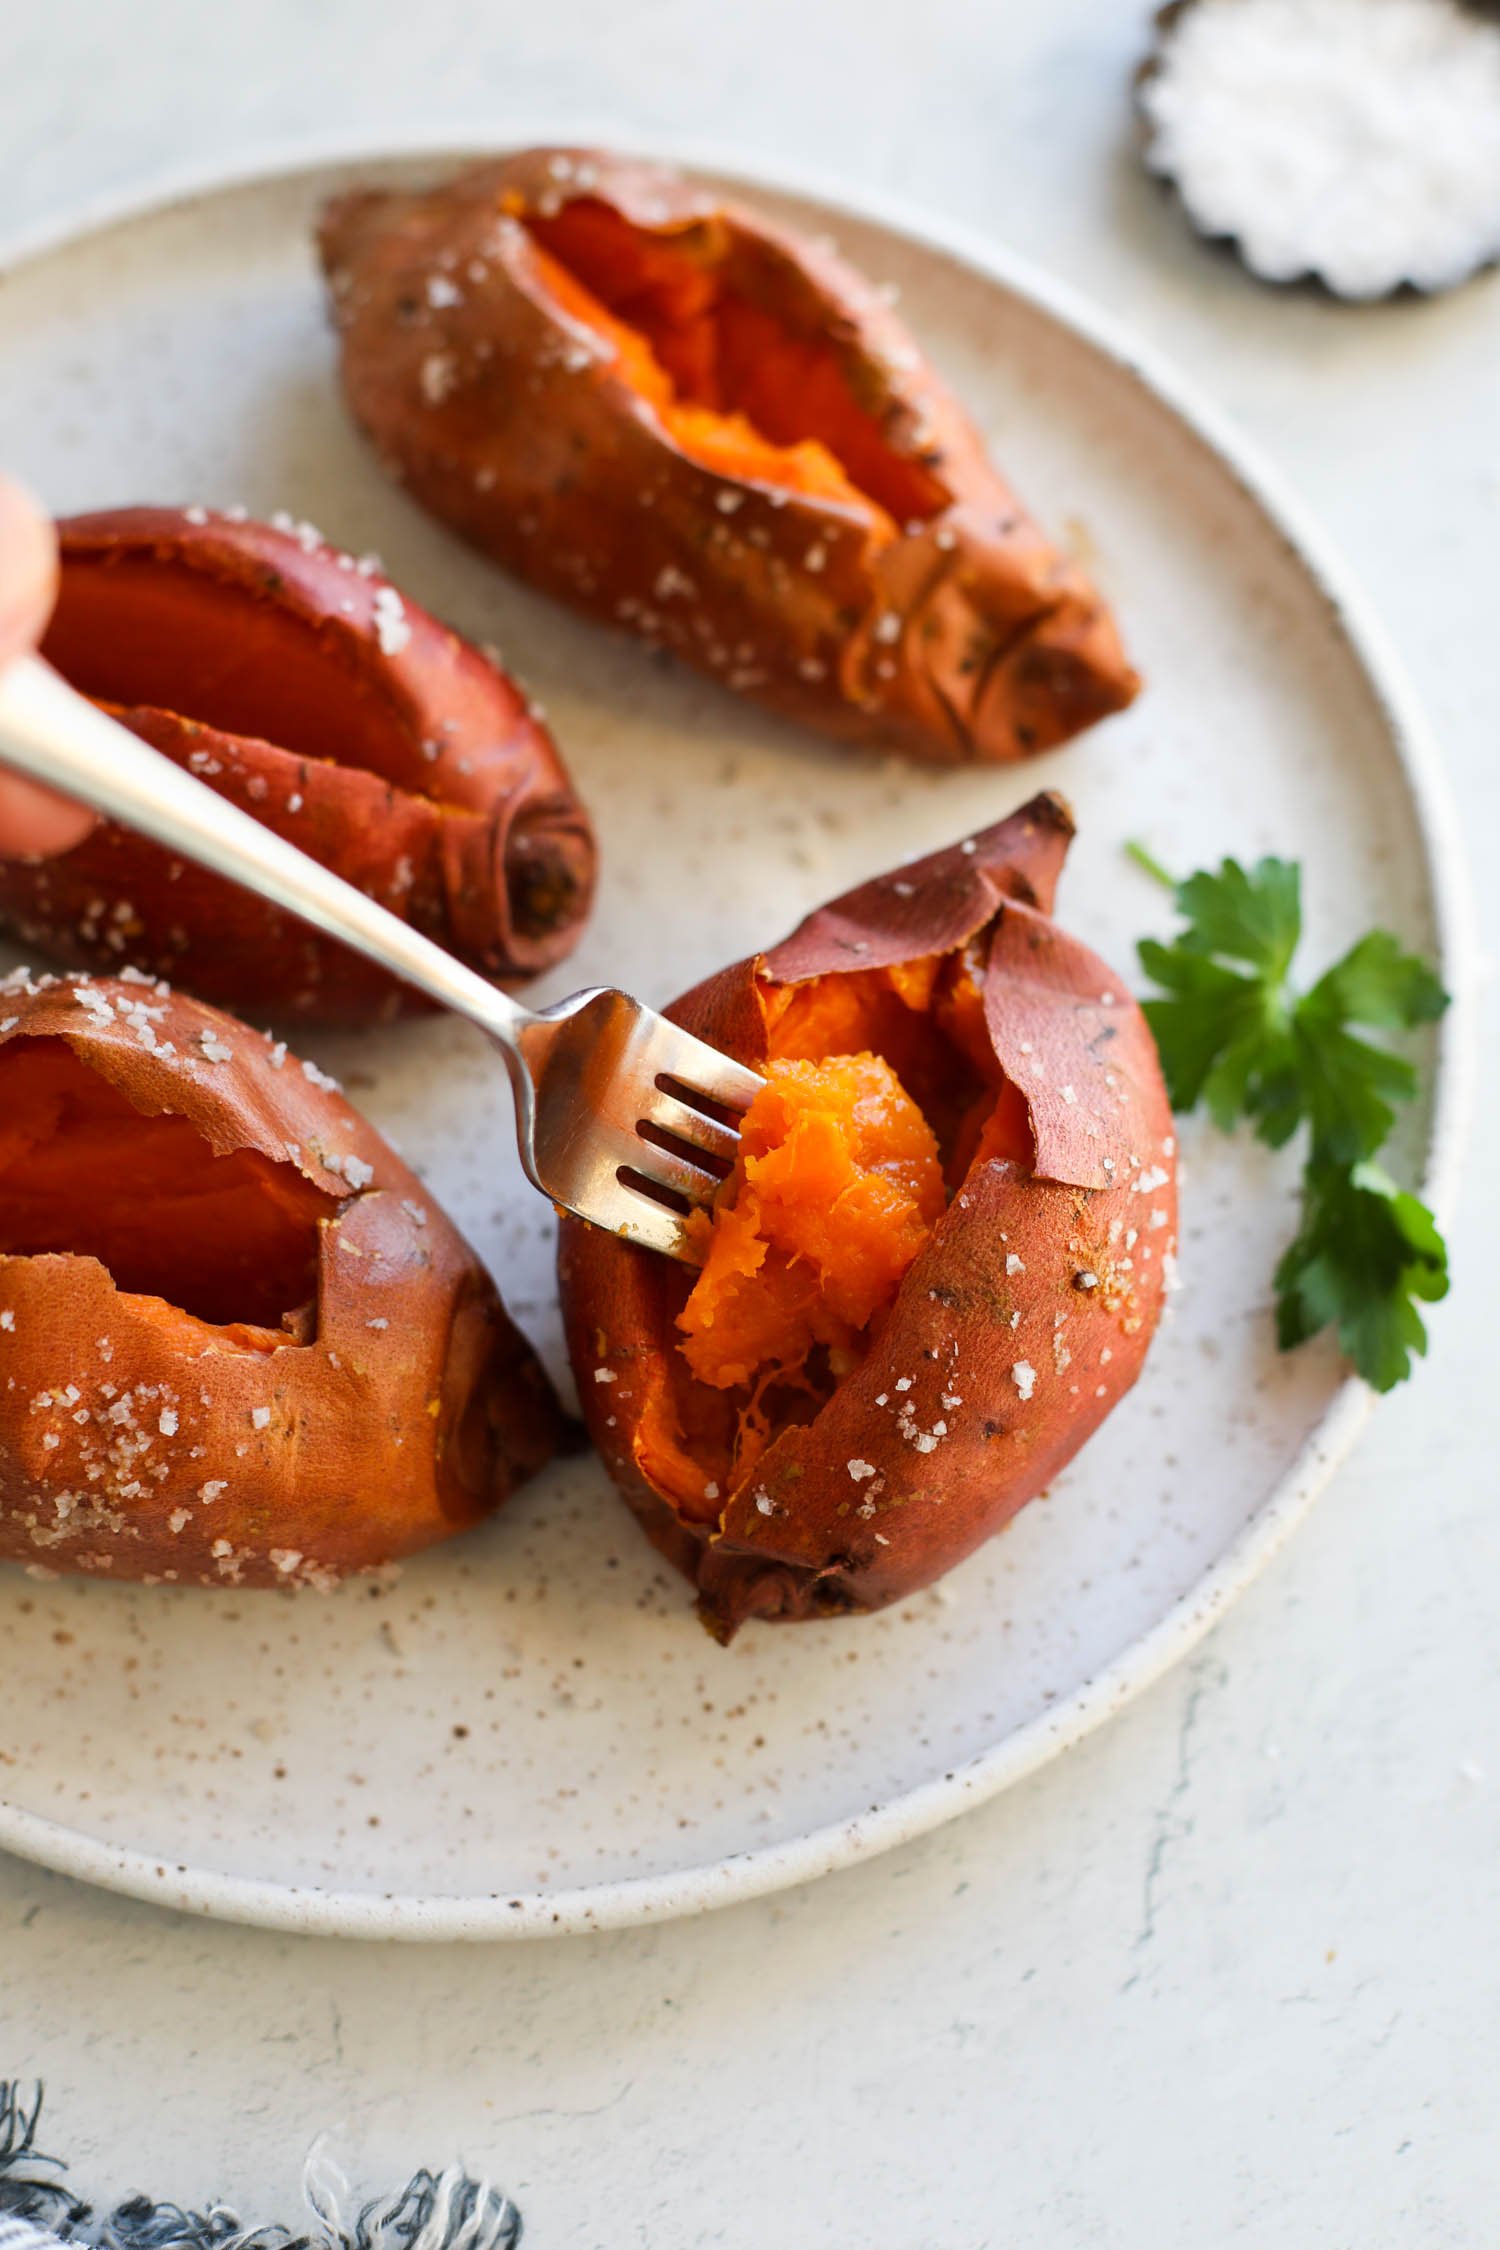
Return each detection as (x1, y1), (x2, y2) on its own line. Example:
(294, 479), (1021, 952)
(0, 2088), (522, 2250)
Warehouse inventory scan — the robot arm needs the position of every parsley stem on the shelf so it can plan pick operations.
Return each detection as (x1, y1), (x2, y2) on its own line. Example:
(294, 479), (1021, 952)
(1125, 838), (1178, 892)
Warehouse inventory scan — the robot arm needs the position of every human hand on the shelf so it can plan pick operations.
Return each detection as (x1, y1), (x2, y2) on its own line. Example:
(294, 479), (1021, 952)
(0, 479), (94, 856)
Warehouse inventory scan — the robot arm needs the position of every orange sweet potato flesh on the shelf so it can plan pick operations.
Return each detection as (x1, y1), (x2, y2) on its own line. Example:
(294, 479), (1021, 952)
(0, 1042), (329, 1331)
(0, 508), (596, 1023)
(558, 792), (1178, 1638)
(0, 971), (563, 1586)
(678, 1054), (947, 1405)
(523, 199), (944, 524)
(317, 148), (1140, 766)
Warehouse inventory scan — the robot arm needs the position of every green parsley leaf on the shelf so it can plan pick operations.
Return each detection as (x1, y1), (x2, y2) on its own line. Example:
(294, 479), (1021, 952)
(1132, 845), (1449, 1391)
(1291, 929), (1449, 1163)
(1174, 854), (1302, 980)
(1287, 1016), (1415, 1166)
(1137, 942), (1288, 1127)
(1275, 1162), (1449, 1393)
(1304, 928), (1448, 1032)
(1137, 857), (1302, 1139)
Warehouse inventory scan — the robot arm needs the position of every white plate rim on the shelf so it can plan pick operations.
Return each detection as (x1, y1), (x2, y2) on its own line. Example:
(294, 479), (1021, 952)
(0, 128), (1477, 1940)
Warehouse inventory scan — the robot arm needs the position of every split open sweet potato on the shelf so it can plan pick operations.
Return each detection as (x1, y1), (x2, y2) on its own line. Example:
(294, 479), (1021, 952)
(0, 507), (596, 1022)
(558, 793), (1177, 1637)
(317, 150), (1139, 766)
(0, 970), (563, 1585)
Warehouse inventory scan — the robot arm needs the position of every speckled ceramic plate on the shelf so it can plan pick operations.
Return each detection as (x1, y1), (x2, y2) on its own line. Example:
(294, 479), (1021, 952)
(0, 141), (1472, 1939)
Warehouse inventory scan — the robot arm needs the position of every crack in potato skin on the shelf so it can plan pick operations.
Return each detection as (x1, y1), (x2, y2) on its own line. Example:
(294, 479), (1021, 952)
(672, 1052), (948, 1496)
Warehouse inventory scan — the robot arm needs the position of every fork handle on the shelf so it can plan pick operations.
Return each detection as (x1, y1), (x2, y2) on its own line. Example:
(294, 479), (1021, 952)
(0, 656), (532, 1048)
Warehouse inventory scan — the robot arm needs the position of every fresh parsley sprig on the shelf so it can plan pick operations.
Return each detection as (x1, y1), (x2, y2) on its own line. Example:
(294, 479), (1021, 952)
(1130, 845), (1449, 1391)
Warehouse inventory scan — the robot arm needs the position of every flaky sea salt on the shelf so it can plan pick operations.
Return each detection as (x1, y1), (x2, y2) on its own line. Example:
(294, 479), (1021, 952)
(371, 586), (411, 657)
(419, 350), (459, 404)
(1140, 0), (1500, 297)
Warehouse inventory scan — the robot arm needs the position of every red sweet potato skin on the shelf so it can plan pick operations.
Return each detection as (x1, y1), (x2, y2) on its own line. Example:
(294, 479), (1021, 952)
(0, 508), (596, 1022)
(558, 793), (1178, 1636)
(0, 971), (564, 1586)
(317, 150), (1138, 767)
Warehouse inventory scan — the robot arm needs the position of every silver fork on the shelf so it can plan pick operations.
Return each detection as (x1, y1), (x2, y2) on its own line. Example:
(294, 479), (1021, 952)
(0, 657), (762, 1262)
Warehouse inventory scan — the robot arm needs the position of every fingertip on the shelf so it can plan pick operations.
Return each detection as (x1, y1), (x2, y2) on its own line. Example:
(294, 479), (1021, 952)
(0, 772), (95, 858)
(0, 477), (60, 668)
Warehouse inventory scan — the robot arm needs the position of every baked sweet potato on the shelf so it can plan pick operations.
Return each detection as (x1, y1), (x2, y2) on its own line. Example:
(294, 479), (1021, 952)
(1, 507), (596, 1022)
(0, 969), (563, 1586)
(558, 793), (1177, 1638)
(317, 150), (1139, 766)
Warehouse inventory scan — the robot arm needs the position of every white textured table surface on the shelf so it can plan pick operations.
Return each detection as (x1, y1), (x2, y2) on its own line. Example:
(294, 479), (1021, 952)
(3, 4), (1497, 2243)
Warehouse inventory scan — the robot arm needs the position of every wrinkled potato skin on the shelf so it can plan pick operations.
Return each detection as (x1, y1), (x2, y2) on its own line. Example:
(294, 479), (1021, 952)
(318, 150), (1139, 766)
(0, 974), (564, 1586)
(3, 508), (596, 1022)
(559, 793), (1178, 1638)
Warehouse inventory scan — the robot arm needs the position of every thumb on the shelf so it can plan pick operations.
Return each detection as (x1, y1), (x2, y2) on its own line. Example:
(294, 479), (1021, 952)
(0, 477), (59, 666)
(0, 481), (94, 854)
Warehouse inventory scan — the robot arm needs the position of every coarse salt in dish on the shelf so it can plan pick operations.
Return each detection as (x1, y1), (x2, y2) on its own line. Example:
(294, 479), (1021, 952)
(1139, 0), (1500, 299)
